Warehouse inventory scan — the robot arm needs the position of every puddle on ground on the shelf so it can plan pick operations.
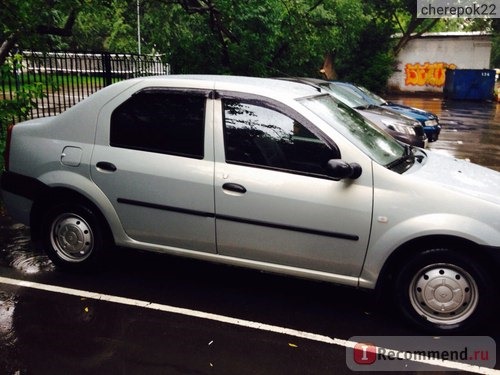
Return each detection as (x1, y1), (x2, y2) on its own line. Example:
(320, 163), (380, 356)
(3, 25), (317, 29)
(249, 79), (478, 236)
(0, 213), (54, 274)
(387, 96), (500, 172)
(0, 291), (17, 347)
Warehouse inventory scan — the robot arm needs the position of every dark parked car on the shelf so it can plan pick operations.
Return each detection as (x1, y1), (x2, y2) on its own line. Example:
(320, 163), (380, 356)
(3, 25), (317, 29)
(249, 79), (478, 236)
(334, 82), (441, 142)
(283, 78), (427, 148)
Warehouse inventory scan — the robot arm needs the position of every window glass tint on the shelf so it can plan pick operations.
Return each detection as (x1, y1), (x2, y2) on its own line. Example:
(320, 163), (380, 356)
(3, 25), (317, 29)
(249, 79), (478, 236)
(110, 91), (205, 158)
(223, 99), (337, 176)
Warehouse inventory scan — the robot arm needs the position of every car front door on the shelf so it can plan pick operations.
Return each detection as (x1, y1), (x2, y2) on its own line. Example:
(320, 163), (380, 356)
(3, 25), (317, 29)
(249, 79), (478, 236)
(213, 95), (373, 279)
(91, 88), (216, 253)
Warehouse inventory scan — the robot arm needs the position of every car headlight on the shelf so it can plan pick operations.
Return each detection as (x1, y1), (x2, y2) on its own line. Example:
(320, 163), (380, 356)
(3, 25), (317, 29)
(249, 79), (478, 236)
(381, 120), (417, 136)
(424, 119), (438, 127)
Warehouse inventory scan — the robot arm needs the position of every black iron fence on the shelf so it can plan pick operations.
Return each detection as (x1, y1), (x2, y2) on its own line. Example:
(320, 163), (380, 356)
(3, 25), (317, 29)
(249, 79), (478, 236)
(1, 50), (170, 122)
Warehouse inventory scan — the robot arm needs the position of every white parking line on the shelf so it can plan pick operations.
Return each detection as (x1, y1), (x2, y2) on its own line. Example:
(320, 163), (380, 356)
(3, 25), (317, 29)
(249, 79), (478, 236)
(0, 275), (498, 374)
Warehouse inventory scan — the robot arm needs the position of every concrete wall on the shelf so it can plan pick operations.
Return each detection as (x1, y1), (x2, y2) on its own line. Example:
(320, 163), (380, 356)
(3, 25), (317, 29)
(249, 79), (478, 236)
(387, 32), (492, 93)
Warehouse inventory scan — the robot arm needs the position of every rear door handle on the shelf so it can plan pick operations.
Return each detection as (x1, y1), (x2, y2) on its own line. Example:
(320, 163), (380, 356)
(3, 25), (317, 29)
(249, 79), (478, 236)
(96, 161), (117, 172)
(222, 183), (247, 194)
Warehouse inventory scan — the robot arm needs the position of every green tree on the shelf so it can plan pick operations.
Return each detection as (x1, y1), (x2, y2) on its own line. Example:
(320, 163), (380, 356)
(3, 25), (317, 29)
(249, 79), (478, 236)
(370, 0), (440, 55)
(0, 0), (410, 93)
(140, 0), (394, 91)
(489, 19), (500, 68)
(63, 1), (117, 51)
(0, 54), (45, 167)
(0, 0), (88, 64)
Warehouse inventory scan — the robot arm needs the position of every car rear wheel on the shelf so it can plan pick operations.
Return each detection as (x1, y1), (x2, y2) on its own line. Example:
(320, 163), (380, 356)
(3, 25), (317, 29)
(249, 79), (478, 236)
(41, 203), (109, 270)
(394, 248), (493, 332)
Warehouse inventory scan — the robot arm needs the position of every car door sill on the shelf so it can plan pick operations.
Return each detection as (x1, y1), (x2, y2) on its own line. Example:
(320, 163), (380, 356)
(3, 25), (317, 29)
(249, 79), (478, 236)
(117, 239), (364, 288)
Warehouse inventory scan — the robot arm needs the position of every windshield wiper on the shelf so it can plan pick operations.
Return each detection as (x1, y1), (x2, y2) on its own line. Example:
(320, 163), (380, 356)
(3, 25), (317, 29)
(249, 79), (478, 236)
(386, 145), (423, 170)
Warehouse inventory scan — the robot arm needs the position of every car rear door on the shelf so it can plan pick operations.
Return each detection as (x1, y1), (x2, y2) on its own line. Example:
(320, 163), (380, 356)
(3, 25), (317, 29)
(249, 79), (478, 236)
(91, 88), (216, 253)
(213, 94), (373, 280)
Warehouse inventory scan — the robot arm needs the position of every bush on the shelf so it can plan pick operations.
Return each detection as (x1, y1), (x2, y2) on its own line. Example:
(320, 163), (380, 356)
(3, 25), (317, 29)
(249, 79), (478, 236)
(0, 54), (44, 169)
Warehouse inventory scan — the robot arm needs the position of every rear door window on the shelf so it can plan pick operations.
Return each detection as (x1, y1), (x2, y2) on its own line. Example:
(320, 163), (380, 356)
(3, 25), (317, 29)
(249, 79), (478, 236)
(110, 90), (206, 159)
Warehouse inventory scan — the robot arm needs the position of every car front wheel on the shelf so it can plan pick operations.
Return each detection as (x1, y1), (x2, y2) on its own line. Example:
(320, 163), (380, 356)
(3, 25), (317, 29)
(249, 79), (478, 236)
(41, 203), (109, 270)
(394, 248), (494, 332)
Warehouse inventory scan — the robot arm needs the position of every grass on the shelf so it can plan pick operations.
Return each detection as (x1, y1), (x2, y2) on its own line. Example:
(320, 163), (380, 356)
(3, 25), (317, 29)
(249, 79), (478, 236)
(1, 72), (124, 97)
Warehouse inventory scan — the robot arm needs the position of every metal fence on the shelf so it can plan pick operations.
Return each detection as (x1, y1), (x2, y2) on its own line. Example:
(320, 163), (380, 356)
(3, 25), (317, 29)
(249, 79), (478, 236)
(1, 51), (170, 121)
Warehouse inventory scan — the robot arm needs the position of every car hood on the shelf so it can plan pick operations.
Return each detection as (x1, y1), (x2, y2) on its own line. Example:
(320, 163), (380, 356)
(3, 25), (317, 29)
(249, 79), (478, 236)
(357, 106), (418, 126)
(413, 151), (500, 205)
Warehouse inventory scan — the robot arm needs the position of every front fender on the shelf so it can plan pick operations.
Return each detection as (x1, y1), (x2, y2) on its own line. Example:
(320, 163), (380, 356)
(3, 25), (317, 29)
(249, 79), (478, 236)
(359, 213), (500, 289)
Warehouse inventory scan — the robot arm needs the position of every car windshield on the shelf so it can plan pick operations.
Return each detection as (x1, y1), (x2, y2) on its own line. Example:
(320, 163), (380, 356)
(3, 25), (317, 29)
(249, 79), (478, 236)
(298, 94), (405, 166)
(354, 85), (387, 106)
(319, 83), (369, 108)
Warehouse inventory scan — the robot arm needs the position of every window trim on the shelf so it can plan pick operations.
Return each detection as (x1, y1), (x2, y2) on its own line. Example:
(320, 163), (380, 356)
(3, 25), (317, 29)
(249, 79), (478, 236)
(109, 88), (210, 160)
(219, 91), (339, 153)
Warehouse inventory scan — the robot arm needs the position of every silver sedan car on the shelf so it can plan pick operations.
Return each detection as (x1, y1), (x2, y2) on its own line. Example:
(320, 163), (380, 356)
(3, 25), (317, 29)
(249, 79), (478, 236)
(2, 75), (499, 333)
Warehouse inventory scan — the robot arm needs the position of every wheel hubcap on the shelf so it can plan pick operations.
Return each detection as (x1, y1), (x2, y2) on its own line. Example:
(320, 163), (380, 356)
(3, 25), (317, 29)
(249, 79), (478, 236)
(50, 213), (93, 262)
(409, 264), (478, 325)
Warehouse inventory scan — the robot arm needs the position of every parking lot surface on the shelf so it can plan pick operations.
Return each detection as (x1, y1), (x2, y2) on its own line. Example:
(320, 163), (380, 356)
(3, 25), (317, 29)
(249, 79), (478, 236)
(1, 95), (499, 375)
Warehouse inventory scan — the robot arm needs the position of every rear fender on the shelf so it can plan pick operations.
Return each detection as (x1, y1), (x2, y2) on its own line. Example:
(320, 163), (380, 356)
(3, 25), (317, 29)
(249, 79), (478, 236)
(33, 171), (128, 244)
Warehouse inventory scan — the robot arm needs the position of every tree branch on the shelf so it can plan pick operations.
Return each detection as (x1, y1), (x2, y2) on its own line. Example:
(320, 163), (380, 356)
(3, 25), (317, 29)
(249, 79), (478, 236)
(309, 0), (325, 12)
(35, 9), (78, 36)
(393, 17), (440, 55)
(0, 31), (21, 66)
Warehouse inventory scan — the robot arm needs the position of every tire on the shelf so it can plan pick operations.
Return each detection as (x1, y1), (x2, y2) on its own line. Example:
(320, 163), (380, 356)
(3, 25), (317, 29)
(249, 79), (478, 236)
(394, 248), (493, 333)
(41, 202), (109, 270)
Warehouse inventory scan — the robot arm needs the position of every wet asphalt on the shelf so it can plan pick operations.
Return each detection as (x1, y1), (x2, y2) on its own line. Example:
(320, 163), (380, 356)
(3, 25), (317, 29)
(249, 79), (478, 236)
(0, 95), (499, 375)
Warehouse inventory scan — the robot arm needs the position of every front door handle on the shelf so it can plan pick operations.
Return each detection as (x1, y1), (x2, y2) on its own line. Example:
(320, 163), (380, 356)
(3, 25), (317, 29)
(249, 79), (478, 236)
(96, 161), (117, 172)
(222, 183), (247, 194)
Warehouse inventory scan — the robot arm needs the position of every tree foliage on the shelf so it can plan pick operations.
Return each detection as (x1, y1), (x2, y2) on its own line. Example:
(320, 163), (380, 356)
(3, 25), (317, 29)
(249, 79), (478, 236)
(0, 0), (90, 63)
(488, 19), (500, 68)
(0, 55), (44, 122)
(0, 54), (45, 166)
(137, 0), (397, 90)
(1, 0), (497, 92)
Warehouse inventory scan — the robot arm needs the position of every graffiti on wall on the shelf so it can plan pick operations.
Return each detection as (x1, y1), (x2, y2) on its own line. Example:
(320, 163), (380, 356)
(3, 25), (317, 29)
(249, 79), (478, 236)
(405, 62), (457, 87)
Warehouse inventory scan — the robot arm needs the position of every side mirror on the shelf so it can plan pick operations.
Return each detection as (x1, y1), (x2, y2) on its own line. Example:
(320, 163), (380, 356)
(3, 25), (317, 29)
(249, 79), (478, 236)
(326, 159), (362, 180)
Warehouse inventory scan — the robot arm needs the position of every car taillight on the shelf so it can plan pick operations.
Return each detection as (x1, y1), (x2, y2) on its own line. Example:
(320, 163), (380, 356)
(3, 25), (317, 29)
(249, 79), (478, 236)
(4, 124), (14, 171)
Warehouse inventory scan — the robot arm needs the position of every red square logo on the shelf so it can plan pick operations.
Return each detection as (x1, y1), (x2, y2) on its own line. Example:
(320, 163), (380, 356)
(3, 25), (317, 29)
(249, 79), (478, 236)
(353, 342), (377, 365)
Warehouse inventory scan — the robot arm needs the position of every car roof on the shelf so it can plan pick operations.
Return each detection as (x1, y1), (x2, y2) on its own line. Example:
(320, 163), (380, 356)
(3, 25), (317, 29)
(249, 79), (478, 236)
(121, 75), (323, 100)
(59, 75), (326, 126)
